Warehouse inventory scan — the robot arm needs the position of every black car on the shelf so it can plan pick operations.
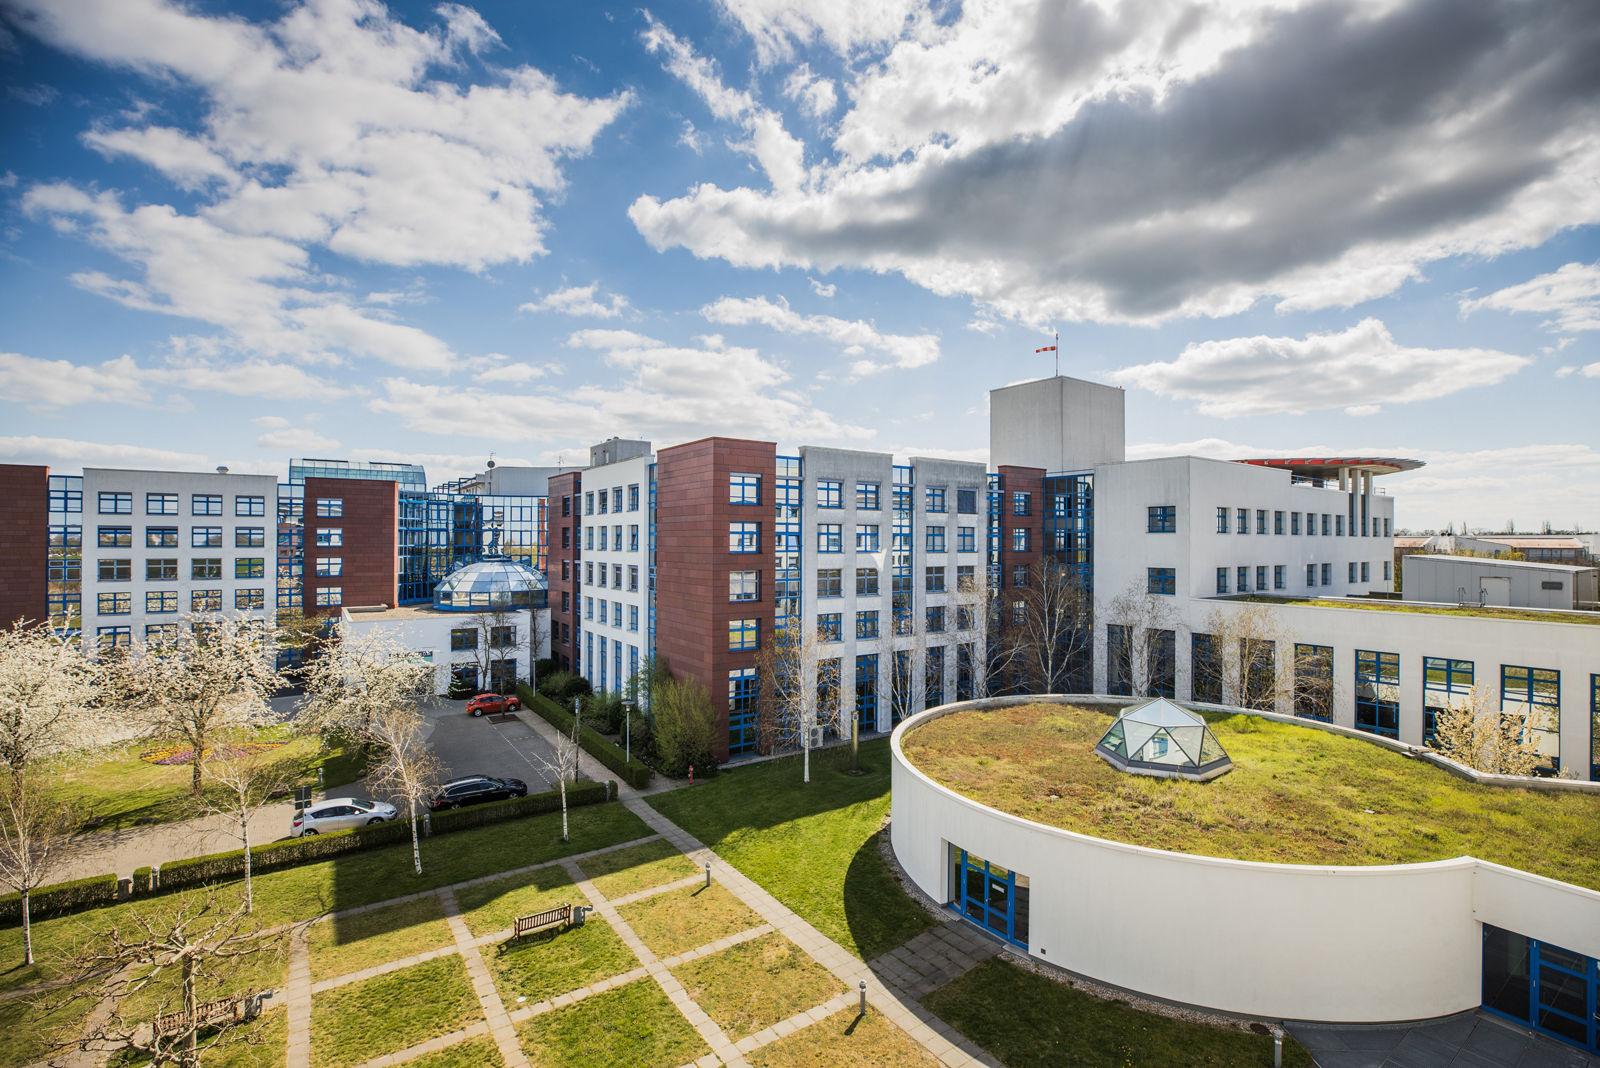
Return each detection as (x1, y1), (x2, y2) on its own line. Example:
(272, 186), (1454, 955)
(428, 775), (528, 811)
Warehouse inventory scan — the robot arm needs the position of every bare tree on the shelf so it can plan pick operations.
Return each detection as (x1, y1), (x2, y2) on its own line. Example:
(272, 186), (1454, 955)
(757, 624), (844, 783)
(0, 767), (74, 966)
(1433, 684), (1550, 777)
(197, 737), (296, 914)
(1000, 562), (1094, 694)
(0, 619), (104, 778)
(365, 706), (444, 876)
(1101, 580), (1178, 699)
(524, 700), (586, 840)
(471, 606), (520, 694)
(1195, 603), (1296, 712)
(47, 890), (284, 1068)
(951, 565), (1003, 699)
(110, 617), (282, 797)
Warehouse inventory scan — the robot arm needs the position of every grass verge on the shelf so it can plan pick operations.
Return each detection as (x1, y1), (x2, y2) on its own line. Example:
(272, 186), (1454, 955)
(308, 895), (453, 984)
(647, 739), (936, 959)
(456, 866), (581, 939)
(748, 1005), (943, 1067)
(518, 977), (707, 1068)
(578, 838), (697, 900)
(403, 1035), (504, 1068)
(618, 881), (765, 959)
(671, 932), (843, 1040)
(487, 915), (637, 1005)
(310, 955), (481, 1068)
(924, 957), (1314, 1068)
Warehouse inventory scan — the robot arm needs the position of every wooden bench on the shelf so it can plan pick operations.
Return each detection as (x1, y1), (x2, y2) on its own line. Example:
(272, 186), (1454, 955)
(152, 994), (259, 1037)
(512, 904), (573, 939)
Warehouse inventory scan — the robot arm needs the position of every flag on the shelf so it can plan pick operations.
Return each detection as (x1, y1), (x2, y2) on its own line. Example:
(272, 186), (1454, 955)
(1035, 345), (1056, 353)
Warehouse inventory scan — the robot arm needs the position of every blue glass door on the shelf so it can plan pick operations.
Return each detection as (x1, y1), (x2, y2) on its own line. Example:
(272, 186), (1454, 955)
(949, 847), (1029, 947)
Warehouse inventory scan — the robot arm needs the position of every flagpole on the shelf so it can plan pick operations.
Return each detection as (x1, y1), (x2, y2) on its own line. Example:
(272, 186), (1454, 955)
(1054, 330), (1059, 377)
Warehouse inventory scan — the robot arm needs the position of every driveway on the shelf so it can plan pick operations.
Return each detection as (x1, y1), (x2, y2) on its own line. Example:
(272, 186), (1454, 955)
(418, 696), (574, 793)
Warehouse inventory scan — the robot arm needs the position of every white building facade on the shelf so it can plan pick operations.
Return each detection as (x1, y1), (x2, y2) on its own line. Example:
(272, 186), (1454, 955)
(576, 447), (653, 698)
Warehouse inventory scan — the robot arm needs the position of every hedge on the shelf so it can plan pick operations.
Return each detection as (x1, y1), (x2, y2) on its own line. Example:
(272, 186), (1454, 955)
(0, 872), (120, 925)
(114, 780), (608, 900)
(518, 685), (653, 790)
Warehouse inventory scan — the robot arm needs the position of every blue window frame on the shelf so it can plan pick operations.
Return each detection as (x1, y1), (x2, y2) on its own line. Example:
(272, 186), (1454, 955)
(855, 654), (878, 732)
(1274, 510), (1285, 534)
(1306, 563), (1317, 586)
(1294, 644), (1333, 721)
(729, 668), (759, 757)
(925, 525), (945, 553)
(1147, 505), (1176, 533)
(856, 524), (879, 552)
(956, 488), (977, 514)
(925, 606), (945, 633)
(1321, 562), (1332, 585)
(1355, 649), (1400, 738)
(729, 522), (760, 553)
(817, 524), (842, 553)
(97, 592), (131, 615)
(192, 494), (222, 516)
(856, 610), (879, 639)
(97, 526), (131, 548)
(1348, 561), (1358, 583)
(948, 847), (1029, 947)
(235, 495), (265, 517)
(99, 492), (131, 515)
(315, 498), (342, 518)
(1256, 565), (1267, 591)
(146, 493), (178, 515)
(856, 481), (880, 510)
(1011, 527), (1029, 552)
(1236, 566), (1249, 592)
(1336, 515), (1345, 536)
(1483, 924), (1599, 1055)
(1216, 507), (1229, 533)
(1502, 665), (1560, 771)
(729, 472), (761, 505)
(48, 480), (82, 513)
(729, 618), (759, 651)
(1216, 567), (1228, 594)
(1256, 509), (1267, 534)
(817, 613), (842, 642)
(235, 527), (265, 548)
(925, 486), (946, 513)
(1147, 567), (1175, 595)
(146, 591), (178, 614)
(629, 484), (640, 511)
(1236, 508), (1248, 533)
(816, 479), (843, 508)
(1423, 657), (1472, 748)
(1273, 565), (1285, 590)
(96, 625), (131, 650)
(1291, 512), (1301, 535)
(956, 526), (976, 553)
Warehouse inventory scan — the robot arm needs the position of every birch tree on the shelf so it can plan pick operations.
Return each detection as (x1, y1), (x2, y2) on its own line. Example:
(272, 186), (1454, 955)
(364, 706), (444, 876)
(524, 700), (586, 841)
(0, 768), (74, 966)
(1002, 562), (1094, 694)
(197, 738), (295, 914)
(1102, 580), (1178, 698)
(757, 624), (843, 783)
(1195, 603), (1295, 712)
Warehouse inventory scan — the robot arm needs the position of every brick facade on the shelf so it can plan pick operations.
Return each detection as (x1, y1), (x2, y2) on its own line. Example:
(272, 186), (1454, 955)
(996, 465), (1045, 591)
(303, 477), (397, 616)
(546, 472), (581, 673)
(0, 464), (49, 628)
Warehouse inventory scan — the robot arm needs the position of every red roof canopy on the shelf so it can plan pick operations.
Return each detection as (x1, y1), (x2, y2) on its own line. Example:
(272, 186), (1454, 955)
(1236, 457), (1424, 479)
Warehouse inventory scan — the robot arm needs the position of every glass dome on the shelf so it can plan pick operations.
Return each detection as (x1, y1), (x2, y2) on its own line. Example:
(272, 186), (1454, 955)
(1094, 698), (1232, 782)
(432, 557), (548, 612)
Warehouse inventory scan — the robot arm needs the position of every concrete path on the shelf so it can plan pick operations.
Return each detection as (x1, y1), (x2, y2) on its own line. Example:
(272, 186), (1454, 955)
(54, 802), (302, 883)
(1291, 1012), (1600, 1068)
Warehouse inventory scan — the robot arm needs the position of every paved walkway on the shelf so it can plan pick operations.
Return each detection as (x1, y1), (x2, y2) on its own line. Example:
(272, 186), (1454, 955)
(1291, 1012), (1600, 1068)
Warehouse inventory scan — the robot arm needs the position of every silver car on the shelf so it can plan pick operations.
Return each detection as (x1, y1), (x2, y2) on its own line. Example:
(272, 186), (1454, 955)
(292, 797), (398, 836)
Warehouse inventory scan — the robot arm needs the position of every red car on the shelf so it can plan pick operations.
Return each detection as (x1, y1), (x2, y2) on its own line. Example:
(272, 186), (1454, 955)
(466, 693), (520, 717)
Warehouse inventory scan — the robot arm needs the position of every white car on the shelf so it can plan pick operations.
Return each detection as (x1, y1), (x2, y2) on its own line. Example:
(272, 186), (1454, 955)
(292, 797), (398, 837)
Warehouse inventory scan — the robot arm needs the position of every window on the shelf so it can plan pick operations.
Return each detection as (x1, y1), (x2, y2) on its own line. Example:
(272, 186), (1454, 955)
(856, 567), (879, 596)
(1384, 560), (1391, 581)
(235, 589), (264, 610)
(192, 558), (222, 580)
(956, 526), (976, 553)
(560, 591), (570, 613)
(145, 492), (178, 515)
(629, 605), (639, 632)
(1011, 565), (1028, 587)
(729, 522), (760, 553)
(146, 591), (177, 614)
(925, 525), (946, 552)
(957, 488), (978, 514)
(235, 558), (264, 579)
(817, 479), (843, 508)
(1237, 508), (1248, 534)
(1361, 561), (1370, 582)
(98, 526), (132, 548)
(315, 557), (342, 577)
(451, 628), (478, 651)
(729, 667), (760, 757)
(629, 525), (639, 551)
(817, 524), (842, 552)
(1336, 515), (1345, 536)
(1274, 565), (1285, 590)
(315, 498), (343, 518)
(48, 481), (82, 513)
(235, 527), (265, 548)
(189, 526), (220, 548)
(1256, 509), (1267, 534)
(146, 558), (178, 581)
(856, 610), (879, 639)
(612, 486), (622, 513)
(612, 601), (623, 627)
(817, 613), (842, 642)
(1237, 566), (1249, 592)
(1501, 665), (1560, 770)
(955, 605), (974, 630)
(926, 485), (947, 513)
(729, 619), (760, 651)
(235, 495), (265, 517)
(730, 472), (761, 505)
(96, 626), (131, 650)
(926, 606), (945, 633)
(857, 481), (880, 510)
(1321, 562), (1332, 585)
(1147, 505), (1176, 533)
(1354, 650), (1400, 738)
(628, 565), (639, 591)
(315, 528), (342, 547)
(585, 597), (594, 621)
(145, 623), (179, 644)
(856, 524), (880, 552)
(145, 526), (178, 548)
(1306, 512), (1317, 536)
(1107, 625), (1132, 696)
(99, 559), (131, 582)
(817, 569), (843, 597)
(584, 492), (594, 515)
(1274, 510), (1285, 535)
(1321, 514), (1331, 536)
(1348, 562), (1358, 583)
(926, 566), (946, 593)
(1147, 567), (1175, 595)
(1295, 644), (1334, 721)
(598, 489), (608, 513)
(629, 484), (640, 511)
(489, 626), (515, 648)
(1216, 567), (1229, 594)
(188, 589), (221, 612)
(584, 561), (594, 586)
(1216, 507), (1229, 534)
(597, 526), (607, 551)
(1012, 491), (1031, 516)
(1147, 629), (1177, 698)
(192, 494), (222, 516)
(1305, 563), (1316, 587)
(1191, 634), (1221, 703)
(1291, 512), (1301, 535)
(97, 591), (131, 615)
(99, 492), (132, 515)
(313, 587), (341, 608)
(1011, 527), (1030, 552)
(1422, 657), (1472, 747)
(1256, 565), (1268, 591)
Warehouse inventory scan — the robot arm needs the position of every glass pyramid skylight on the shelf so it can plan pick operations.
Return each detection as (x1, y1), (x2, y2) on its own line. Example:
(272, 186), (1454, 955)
(1094, 698), (1233, 781)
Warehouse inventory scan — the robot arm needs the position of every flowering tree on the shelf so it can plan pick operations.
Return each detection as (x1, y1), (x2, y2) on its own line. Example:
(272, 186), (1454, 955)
(1433, 685), (1549, 777)
(0, 767), (74, 965)
(0, 619), (103, 777)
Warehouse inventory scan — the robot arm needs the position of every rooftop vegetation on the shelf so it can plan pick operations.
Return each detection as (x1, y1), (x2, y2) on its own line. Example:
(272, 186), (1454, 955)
(1232, 594), (1600, 626)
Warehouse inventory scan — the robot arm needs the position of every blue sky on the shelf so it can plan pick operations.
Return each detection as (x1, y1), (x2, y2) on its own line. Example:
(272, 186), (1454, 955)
(2, 0), (1597, 531)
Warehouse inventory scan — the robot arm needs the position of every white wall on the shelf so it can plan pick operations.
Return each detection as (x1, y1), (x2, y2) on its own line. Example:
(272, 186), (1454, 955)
(342, 606), (546, 694)
(1402, 555), (1596, 610)
(891, 698), (1600, 1023)
(576, 452), (652, 695)
(989, 375), (1126, 472)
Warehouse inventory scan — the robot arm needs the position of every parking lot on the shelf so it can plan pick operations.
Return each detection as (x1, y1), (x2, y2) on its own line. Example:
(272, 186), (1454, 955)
(418, 696), (575, 793)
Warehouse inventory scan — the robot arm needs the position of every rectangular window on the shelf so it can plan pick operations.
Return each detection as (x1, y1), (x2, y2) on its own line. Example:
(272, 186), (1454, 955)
(1216, 567), (1229, 594)
(1148, 629), (1177, 698)
(1237, 566), (1249, 592)
(1256, 565), (1268, 591)
(98, 526), (132, 548)
(235, 495), (265, 517)
(584, 561), (594, 586)
(1336, 515), (1345, 536)
(856, 524), (880, 552)
(313, 587), (341, 608)
(315, 557), (342, 577)
(1191, 634), (1220, 703)
(191, 526), (221, 548)
(1348, 562), (1358, 583)
(1322, 514), (1331, 536)
(926, 606), (945, 633)
(235, 588), (265, 610)
(956, 565), (976, 593)
(956, 488), (978, 514)
(856, 567), (879, 596)
(817, 524), (842, 553)
(1306, 563), (1317, 586)
(145, 558), (178, 581)
(1321, 562), (1332, 585)
(97, 591), (131, 616)
(597, 527), (608, 552)
(99, 492), (132, 515)
(145, 623), (178, 644)
(192, 494), (222, 516)
(817, 479), (843, 508)
(1237, 508), (1249, 534)
(145, 526), (178, 548)
(856, 481), (880, 510)
(96, 626), (131, 650)
(1422, 657), (1472, 747)
(1011, 565), (1028, 588)
(585, 597), (594, 621)
(926, 566), (946, 593)
(1295, 644), (1334, 722)
(925, 485), (947, 513)
(1107, 624), (1132, 697)
(817, 569), (843, 597)
(729, 522), (760, 553)
(1274, 565), (1285, 590)
(146, 591), (178, 614)
(1361, 561), (1370, 582)
(451, 628), (478, 651)
(315, 498), (343, 518)
(234, 558), (264, 579)
(956, 526), (976, 553)
(598, 489), (608, 513)
(957, 606), (975, 630)
(612, 486), (622, 513)
(1383, 560), (1391, 581)
(730, 618), (763, 652)
(1012, 491), (1031, 516)
(628, 565), (639, 591)
(1291, 512), (1301, 535)
(1501, 665), (1560, 770)
(1256, 509), (1268, 534)
(97, 558), (130, 582)
(817, 613), (842, 642)
(729, 472), (761, 505)
(1355, 650), (1400, 738)
(192, 558), (222, 580)
(628, 525), (639, 551)
(1147, 505), (1176, 533)
(490, 625), (516, 648)
(48, 481), (82, 513)
(1147, 567), (1175, 595)
(235, 527), (265, 548)
(1216, 507), (1229, 534)
(925, 525), (946, 552)
(856, 610), (879, 639)
(315, 528), (342, 547)
(629, 605), (639, 631)
(1274, 510), (1285, 535)
(1011, 527), (1029, 552)
(192, 589), (223, 611)
(1307, 512), (1317, 536)
(145, 492), (178, 515)
(584, 492), (594, 515)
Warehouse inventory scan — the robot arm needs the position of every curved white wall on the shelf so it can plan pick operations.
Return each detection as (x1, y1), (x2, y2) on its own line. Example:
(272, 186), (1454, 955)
(891, 697), (1600, 1023)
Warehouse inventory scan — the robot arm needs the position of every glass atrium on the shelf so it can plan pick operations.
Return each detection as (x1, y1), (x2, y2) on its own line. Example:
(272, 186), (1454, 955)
(1094, 697), (1233, 781)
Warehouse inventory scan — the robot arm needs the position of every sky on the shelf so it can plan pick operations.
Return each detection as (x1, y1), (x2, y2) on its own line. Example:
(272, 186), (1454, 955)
(1, 0), (1598, 532)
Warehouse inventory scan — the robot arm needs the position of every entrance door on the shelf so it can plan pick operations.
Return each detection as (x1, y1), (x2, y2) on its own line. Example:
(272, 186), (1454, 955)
(1479, 576), (1511, 606)
(948, 847), (1029, 947)
(1484, 924), (1599, 1055)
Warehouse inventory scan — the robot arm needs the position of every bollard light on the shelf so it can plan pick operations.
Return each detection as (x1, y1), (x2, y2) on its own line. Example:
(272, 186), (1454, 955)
(1272, 1027), (1283, 1068)
(704, 861), (711, 889)
(858, 980), (867, 1016)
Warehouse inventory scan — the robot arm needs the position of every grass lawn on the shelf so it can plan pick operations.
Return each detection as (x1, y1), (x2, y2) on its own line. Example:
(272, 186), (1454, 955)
(617, 881), (765, 959)
(647, 739), (936, 959)
(903, 703), (1600, 889)
(404, 1035), (504, 1068)
(578, 837), (698, 899)
(925, 958), (1314, 1068)
(670, 932), (843, 1040)
(310, 955), (481, 1068)
(486, 915), (638, 1005)
(456, 866), (582, 939)
(106, 1008), (290, 1068)
(748, 1005), (943, 1068)
(518, 977), (707, 1068)
(308, 895), (453, 984)
(57, 729), (364, 834)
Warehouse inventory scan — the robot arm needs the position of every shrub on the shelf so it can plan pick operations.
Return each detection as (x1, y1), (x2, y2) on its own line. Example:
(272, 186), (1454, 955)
(652, 676), (718, 779)
(538, 671), (592, 704)
(583, 691), (626, 734)
(445, 674), (476, 700)
(518, 685), (653, 790)
(0, 872), (120, 925)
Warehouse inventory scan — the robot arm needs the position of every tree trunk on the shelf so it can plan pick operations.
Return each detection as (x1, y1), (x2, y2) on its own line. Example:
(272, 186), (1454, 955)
(849, 715), (859, 774)
(242, 817), (254, 914)
(20, 890), (32, 966)
(558, 779), (568, 842)
(191, 751), (204, 797)
(409, 801), (422, 876)
(181, 953), (198, 1068)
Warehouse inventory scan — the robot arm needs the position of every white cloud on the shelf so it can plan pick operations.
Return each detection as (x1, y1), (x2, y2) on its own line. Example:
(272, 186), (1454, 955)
(1461, 262), (1600, 333)
(0, 435), (209, 471)
(700, 294), (938, 376)
(81, 125), (236, 192)
(0, 352), (154, 409)
(1344, 404), (1381, 417)
(782, 64), (838, 120)
(255, 423), (341, 452)
(1109, 318), (1528, 417)
(807, 277), (835, 298)
(713, 0), (923, 63)
(472, 362), (561, 385)
(520, 283), (631, 319)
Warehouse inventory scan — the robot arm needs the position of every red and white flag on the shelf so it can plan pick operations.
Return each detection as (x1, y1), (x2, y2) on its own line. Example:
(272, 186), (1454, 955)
(1035, 345), (1056, 353)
